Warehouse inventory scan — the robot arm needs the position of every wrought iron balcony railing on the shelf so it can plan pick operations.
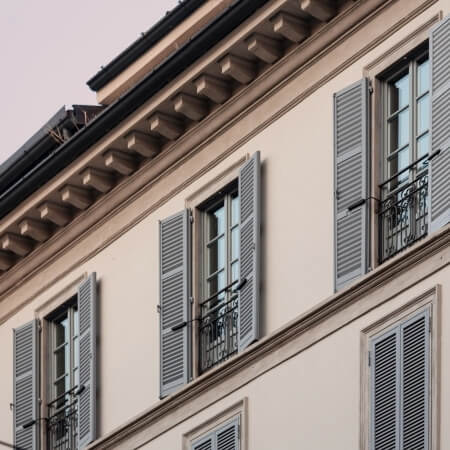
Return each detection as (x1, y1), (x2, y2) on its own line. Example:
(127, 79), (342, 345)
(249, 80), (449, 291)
(47, 387), (78, 450)
(379, 157), (429, 263)
(199, 281), (239, 374)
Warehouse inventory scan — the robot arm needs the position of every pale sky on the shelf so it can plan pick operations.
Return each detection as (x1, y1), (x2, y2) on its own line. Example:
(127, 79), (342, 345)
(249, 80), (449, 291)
(0, 0), (179, 165)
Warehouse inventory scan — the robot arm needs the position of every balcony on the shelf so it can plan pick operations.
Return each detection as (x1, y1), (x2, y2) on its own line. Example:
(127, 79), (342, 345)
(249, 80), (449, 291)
(199, 282), (239, 373)
(47, 387), (78, 450)
(379, 157), (429, 263)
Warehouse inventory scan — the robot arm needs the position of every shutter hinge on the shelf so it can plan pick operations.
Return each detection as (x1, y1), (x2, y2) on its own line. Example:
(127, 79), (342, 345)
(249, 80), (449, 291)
(157, 305), (161, 314)
(37, 320), (42, 332)
(368, 80), (374, 94)
(189, 210), (194, 224)
(190, 296), (194, 304)
(368, 351), (371, 367)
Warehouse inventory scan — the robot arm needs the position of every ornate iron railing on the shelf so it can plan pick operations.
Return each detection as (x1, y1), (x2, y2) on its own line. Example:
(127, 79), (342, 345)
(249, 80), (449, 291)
(379, 159), (428, 263)
(47, 387), (78, 450)
(199, 282), (239, 373)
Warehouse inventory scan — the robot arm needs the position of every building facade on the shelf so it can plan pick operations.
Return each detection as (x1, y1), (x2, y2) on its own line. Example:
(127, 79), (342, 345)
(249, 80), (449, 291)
(0, 0), (449, 449)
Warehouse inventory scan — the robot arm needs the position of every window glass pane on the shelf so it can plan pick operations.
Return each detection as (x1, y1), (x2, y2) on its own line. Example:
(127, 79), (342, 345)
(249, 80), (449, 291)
(73, 308), (79, 337)
(73, 335), (79, 369)
(208, 236), (225, 274)
(55, 346), (68, 378)
(208, 270), (226, 299)
(389, 146), (409, 184)
(417, 133), (430, 171)
(231, 261), (239, 283)
(231, 227), (239, 260)
(55, 315), (68, 347)
(231, 194), (239, 226)
(417, 59), (429, 96)
(55, 376), (69, 400)
(417, 94), (429, 135)
(389, 73), (409, 113)
(208, 203), (224, 239)
(389, 108), (409, 150)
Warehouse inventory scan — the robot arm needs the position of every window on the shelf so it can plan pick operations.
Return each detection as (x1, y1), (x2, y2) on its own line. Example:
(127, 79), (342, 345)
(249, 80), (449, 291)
(47, 301), (79, 450)
(159, 152), (261, 397)
(191, 416), (240, 450)
(369, 307), (431, 450)
(379, 49), (430, 262)
(12, 274), (97, 450)
(199, 185), (240, 373)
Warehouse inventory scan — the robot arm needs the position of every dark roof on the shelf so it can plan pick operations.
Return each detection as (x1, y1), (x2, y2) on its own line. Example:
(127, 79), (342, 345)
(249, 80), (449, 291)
(0, 0), (269, 220)
(0, 105), (102, 209)
(87, 0), (207, 92)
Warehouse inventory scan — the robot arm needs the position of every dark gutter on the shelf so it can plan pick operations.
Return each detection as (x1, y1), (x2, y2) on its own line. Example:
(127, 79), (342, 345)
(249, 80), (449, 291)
(0, 0), (269, 220)
(0, 105), (102, 195)
(87, 0), (207, 92)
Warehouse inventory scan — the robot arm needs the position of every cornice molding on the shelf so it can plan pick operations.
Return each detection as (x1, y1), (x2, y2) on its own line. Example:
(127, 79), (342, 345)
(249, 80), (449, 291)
(0, 0), (434, 312)
(88, 225), (450, 449)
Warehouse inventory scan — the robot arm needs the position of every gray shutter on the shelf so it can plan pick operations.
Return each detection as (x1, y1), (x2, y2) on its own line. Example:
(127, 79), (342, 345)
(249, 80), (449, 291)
(13, 320), (39, 450)
(371, 327), (400, 450)
(160, 210), (191, 398)
(238, 152), (261, 352)
(400, 310), (430, 450)
(216, 417), (240, 450)
(429, 16), (450, 233)
(334, 79), (369, 291)
(370, 309), (430, 450)
(77, 273), (97, 449)
(192, 432), (214, 450)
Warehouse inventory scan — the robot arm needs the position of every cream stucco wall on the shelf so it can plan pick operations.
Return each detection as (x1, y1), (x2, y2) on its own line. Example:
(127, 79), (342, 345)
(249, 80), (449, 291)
(0, 0), (449, 445)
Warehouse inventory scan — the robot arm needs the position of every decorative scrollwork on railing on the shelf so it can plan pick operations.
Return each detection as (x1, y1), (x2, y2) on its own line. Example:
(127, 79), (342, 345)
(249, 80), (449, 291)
(47, 389), (78, 450)
(379, 168), (428, 263)
(199, 290), (239, 374)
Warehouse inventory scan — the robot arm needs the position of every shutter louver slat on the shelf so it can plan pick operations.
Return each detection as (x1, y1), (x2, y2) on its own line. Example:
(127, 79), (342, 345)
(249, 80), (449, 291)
(400, 313), (429, 450)
(77, 273), (97, 449)
(160, 210), (191, 398)
(372, 330), (399, 450)
(334, 79), (369, 291)
(238, 152), (261, 353)
(216, 417), (239, 450)
(13, 320), (39, 450)
(429, 16), (450, 232)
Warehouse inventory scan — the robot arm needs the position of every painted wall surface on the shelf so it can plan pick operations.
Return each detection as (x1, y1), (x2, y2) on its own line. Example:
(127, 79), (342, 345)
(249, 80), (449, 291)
(0, 0), (448, 444)
(140, 267), (450, 450)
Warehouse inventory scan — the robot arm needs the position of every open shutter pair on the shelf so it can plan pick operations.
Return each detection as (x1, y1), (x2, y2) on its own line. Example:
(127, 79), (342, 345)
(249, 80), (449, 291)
(159, 152), (261, 398)
(334, 16), (450, 290)
(13, 273), (97, 450)
(370, 309), (430, 450)
(192, 417), (240, 450)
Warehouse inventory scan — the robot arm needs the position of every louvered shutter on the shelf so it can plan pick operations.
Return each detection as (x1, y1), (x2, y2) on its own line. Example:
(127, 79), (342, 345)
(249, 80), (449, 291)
(77, 273), (97, 449)
(334, 79), (369, 291)
(400, 311), (430, 450)
(371, 327), (400, 450)
(370, 309), (430, 450)
(238, 152), (261, 352)
(13, 320), (39, 450)
(429, 16), (450, 233)
(216, 417), (239, 450)
(160, 210), (191, 398)
(192, 432), (214, 450)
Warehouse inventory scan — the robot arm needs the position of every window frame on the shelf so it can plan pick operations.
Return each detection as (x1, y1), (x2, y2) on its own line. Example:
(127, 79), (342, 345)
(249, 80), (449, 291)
(380, 46), (430, 195)
(185, 155), (248, 379)
(47, 298), (79, 404)
(359, 286), (440, 450)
